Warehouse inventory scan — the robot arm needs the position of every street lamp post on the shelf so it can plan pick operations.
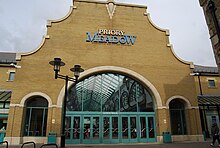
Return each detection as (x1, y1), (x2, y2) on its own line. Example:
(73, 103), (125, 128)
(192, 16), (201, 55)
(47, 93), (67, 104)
(196, 73), (203, 96)
(49, 58), (84, 148)
(190, 72), (203, 95)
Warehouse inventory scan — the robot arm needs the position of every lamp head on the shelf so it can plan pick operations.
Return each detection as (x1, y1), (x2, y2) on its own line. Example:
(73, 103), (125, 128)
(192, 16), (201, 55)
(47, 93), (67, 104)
(70, 65), (84, 81)
(49, 58), (65, 79)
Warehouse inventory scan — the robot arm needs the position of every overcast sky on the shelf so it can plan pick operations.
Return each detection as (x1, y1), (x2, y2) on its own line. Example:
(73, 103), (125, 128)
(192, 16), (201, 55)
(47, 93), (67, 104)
(0, 0), (216, 66)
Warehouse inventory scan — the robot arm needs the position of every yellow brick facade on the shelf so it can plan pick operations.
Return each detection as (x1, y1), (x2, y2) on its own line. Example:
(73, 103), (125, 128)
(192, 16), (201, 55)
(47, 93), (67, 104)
(0, 0), (209, 145)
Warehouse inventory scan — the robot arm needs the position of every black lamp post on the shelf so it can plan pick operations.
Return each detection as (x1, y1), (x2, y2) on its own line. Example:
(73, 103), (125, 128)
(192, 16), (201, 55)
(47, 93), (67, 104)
(49, 58), (84, 148)
(194, 72), (203, 96)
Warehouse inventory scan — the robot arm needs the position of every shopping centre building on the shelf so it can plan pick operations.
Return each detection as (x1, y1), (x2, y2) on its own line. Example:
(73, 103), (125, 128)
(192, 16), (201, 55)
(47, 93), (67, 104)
(1, 0), (220, 145)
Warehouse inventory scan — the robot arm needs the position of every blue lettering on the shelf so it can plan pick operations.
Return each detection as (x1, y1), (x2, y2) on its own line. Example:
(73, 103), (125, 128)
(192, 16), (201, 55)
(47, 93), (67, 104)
(125, 35), (137, 45)
(119, 36), (127, 44)
(94, 35), (100, 42)
(86, 32), (136, 45)
(86, 32), (98, 42)
(105, 36), (112, 43)
(111, 36), (119, 44)
(99, 35), (107, 43)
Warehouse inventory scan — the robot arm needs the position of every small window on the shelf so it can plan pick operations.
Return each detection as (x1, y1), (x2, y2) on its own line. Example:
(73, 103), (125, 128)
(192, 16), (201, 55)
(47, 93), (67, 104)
(8, 72), (15, 81)
(208, 79), (216, 88)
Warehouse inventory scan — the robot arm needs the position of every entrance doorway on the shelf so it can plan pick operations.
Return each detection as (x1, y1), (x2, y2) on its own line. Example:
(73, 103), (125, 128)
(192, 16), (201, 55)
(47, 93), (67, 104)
(65, 112), (156, 144)
(65, 72), (157, 144)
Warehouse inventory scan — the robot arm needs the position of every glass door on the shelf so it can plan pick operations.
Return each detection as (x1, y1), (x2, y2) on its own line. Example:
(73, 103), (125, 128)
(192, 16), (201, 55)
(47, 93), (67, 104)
(138, 115), (156, 143)
(111, 116), (119, 143)
(147, 116), (156, 142)
(66, 113), (156, 144)
(102, 116), (110, 144)
(102, 115), (120, 144)
(121, 116), (129, 143)
(66, 116), (81, 144)
(82, 116), (92, 144)
(139, 116), (147, 143)
(130, 116), (138, 143)
(91, 116), (100, 144)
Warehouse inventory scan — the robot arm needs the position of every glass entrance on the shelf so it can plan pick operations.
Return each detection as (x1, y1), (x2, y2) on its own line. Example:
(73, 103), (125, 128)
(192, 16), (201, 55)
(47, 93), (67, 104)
(66, 112), (156, 144)
(65, 72), (157, 144)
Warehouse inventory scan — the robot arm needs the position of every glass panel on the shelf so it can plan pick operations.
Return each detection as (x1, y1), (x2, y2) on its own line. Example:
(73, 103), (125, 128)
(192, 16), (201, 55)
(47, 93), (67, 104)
(138, 90), (154, 112)
(28, 108), (44, 136)
(0, 118), (7, 130)
(140, 117), (146, 138)
(65, 117), (71, 139)
(73, 117), (80, 139)
(120, 91), (128, 111)
(169, 99), (184, 109)
(24, 97), (48, 137)
(148, 117), (155, 138)
(112, 117), (118, 139)
(122, 117), (128, 139)
(181, 110), (187, 134)
(212, 116), (217, 124)
(0, 103), (4, 108)
(26, 97), (48, 107)
(103, 117), (110, 139)
(67, 73), (154, 112)
(67, 87), (82, 111)
(170, 110), (179, 135)
(208, 80), (216, 87)
(128, 82), (137, 112)
(43, 108), (48, 136)
(93, 117), (99, 139)
(8, 72), (15, 81)
(84, 117), (90, 139)
(170, 99), (187, 135)
(4, 102), (10, 109)
(130, 117), (137, 138)
(24, 108), (31, 136)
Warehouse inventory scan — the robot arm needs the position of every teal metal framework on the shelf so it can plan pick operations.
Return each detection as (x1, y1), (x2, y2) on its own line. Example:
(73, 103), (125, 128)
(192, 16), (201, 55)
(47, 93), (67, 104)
(65, 73), (156, 144)
(65, 112), (156, 144)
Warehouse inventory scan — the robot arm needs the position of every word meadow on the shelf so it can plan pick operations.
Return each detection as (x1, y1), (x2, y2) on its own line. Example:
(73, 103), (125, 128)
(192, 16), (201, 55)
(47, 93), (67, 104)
(86, 29), (137, 45)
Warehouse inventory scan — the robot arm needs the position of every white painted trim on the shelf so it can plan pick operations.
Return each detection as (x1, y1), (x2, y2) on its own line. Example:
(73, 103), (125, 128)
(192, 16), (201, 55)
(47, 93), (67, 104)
(19, 92), (53, 107)
(9, 104), (23, 107)
(16, 35), (49, 61)
(47, 6), (74, 27)
(144, 12), (170, 36)
(166, 95), (192, 109)
(75, 0), (147, 8)
(57, 66), (162, 109)
(167, 44), (194, 68)
(157, 106), (168, 109)
(144, 13), (194, 68)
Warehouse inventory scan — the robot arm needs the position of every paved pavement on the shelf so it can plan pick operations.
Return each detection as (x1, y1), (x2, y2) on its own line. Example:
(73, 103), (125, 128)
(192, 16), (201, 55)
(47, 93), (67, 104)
(1, 140), (215, 148)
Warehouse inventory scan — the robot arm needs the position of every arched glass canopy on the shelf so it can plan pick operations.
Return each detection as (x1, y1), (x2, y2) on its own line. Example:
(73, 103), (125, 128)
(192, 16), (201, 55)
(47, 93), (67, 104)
(67, 73), (154, 112)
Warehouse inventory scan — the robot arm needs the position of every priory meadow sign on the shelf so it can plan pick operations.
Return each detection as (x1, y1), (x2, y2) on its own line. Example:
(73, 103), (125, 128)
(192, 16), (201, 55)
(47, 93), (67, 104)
(86, 29), (137, 45)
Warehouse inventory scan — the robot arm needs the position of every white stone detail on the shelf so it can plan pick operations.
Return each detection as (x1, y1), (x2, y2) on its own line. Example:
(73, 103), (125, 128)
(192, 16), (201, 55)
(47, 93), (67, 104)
(106, 0), (116, 19)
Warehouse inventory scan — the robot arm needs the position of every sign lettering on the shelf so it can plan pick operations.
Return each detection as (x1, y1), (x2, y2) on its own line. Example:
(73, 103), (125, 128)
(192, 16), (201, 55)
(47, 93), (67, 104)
(86, 29), (136, 45)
